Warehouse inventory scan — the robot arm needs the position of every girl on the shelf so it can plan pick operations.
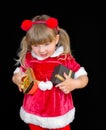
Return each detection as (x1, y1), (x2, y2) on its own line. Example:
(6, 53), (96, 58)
(12, 14), (88, 130)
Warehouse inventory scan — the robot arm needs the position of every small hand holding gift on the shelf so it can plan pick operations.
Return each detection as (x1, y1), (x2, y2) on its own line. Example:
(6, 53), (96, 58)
(51, 65), (74, 84)
(21, 68), (39, 94)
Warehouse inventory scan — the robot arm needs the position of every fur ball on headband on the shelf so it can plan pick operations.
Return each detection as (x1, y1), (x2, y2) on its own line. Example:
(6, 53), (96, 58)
(21, 18), (58, 31)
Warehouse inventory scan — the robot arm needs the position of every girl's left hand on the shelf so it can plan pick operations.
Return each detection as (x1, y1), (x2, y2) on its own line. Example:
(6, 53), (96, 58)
(55, 72), (77, 94)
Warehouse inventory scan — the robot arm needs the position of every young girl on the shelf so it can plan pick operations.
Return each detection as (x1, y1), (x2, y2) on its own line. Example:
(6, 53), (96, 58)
(12, 14), (88, 130)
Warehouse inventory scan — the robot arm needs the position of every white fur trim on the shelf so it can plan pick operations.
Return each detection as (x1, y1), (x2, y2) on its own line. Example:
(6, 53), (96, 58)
(51, 46), (64, 57)
(20, 107), (75, 129)
(31, 46), (64, 60)
(31, 52), (45, 60)
(38, 81), (53, 91)
(74, 67), (87, 79)
(13, 67), (20, 74)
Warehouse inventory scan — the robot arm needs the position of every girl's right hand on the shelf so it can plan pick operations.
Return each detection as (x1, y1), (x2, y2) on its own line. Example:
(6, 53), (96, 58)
(12, 70), (27, 92)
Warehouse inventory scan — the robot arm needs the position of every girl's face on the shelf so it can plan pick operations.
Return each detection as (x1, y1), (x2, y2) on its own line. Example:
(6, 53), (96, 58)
(31, 35), (59, 60)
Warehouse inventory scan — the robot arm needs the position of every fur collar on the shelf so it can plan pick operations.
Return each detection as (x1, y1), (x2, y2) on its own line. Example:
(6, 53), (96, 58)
(31, 46), (64, 60)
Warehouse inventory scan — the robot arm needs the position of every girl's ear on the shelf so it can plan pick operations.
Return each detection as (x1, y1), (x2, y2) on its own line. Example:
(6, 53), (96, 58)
(55, 34), (59, 45)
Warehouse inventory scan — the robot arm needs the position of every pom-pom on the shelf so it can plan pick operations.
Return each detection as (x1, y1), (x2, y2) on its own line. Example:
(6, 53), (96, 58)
(46, 18), (58, 28)
(21, 20), (33, 31)
(21, 17), (58, 31)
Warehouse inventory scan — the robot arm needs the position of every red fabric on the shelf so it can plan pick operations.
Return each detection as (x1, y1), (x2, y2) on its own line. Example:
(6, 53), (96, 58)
(21, 52), (80, 117)
(29, 124), (45, 130)
(29, 124), (71, 130)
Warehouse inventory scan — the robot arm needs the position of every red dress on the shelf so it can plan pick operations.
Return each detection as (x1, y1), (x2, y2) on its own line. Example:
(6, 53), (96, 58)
(20, 52), (81, 129)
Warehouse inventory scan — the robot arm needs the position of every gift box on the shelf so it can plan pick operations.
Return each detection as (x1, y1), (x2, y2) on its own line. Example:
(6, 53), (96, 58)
(51, 64), (74, 84)
(21, 68), (38, 94)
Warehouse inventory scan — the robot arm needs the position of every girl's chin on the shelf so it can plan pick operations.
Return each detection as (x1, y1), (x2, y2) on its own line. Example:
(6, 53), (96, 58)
(39, 55), (49, 60)
(42, 56), (49, 60)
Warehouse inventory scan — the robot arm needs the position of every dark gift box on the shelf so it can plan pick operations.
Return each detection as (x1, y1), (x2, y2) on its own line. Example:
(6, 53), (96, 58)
(51, 64), (74, 84)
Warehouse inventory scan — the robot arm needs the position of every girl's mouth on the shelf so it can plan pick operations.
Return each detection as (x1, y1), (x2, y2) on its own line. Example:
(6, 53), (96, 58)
(40, 53), (48, 58)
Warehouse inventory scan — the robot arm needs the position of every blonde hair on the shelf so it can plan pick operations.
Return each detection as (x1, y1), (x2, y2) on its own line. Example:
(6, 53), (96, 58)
(15, 14), (72, 67)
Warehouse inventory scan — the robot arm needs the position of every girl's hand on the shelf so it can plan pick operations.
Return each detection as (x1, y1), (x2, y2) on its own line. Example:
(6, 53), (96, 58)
(55, 72), (88, 94)
(12, 70), (27, 92)
(55, 72), (76, 94)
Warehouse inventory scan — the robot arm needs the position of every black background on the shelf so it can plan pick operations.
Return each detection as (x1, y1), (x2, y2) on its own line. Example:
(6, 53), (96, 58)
(1, 1), (105, 130)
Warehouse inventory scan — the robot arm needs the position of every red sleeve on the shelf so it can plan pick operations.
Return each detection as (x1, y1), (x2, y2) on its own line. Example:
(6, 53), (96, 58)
(66, 54), (80, 72)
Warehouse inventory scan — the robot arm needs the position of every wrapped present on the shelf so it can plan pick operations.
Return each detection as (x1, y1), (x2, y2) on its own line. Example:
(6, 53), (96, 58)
(51, 65), (74, 84)
(21, 68), (38, 94)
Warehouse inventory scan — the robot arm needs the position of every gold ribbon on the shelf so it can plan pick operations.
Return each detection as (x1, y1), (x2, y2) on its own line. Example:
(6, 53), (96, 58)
(55, 70), (72, 81)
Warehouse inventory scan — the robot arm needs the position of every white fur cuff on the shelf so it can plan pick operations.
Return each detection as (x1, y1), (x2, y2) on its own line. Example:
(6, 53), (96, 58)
(13, 67), (20, 74)
(74, 67), (87, 79)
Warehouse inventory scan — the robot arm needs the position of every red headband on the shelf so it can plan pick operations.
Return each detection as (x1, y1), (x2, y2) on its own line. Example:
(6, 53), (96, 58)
(21, 17), (58, 31)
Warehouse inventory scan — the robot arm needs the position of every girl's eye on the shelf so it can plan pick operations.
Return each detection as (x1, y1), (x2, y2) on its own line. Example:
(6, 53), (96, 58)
(34, 45), (38, 47)
(45, 43), (51, 46)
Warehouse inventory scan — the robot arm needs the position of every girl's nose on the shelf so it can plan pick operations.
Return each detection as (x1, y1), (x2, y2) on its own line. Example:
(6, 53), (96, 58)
(39, 46), (45, 53)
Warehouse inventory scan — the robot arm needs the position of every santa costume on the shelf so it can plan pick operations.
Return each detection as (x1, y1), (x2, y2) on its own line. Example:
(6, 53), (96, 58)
(14, 46), (87, 129)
